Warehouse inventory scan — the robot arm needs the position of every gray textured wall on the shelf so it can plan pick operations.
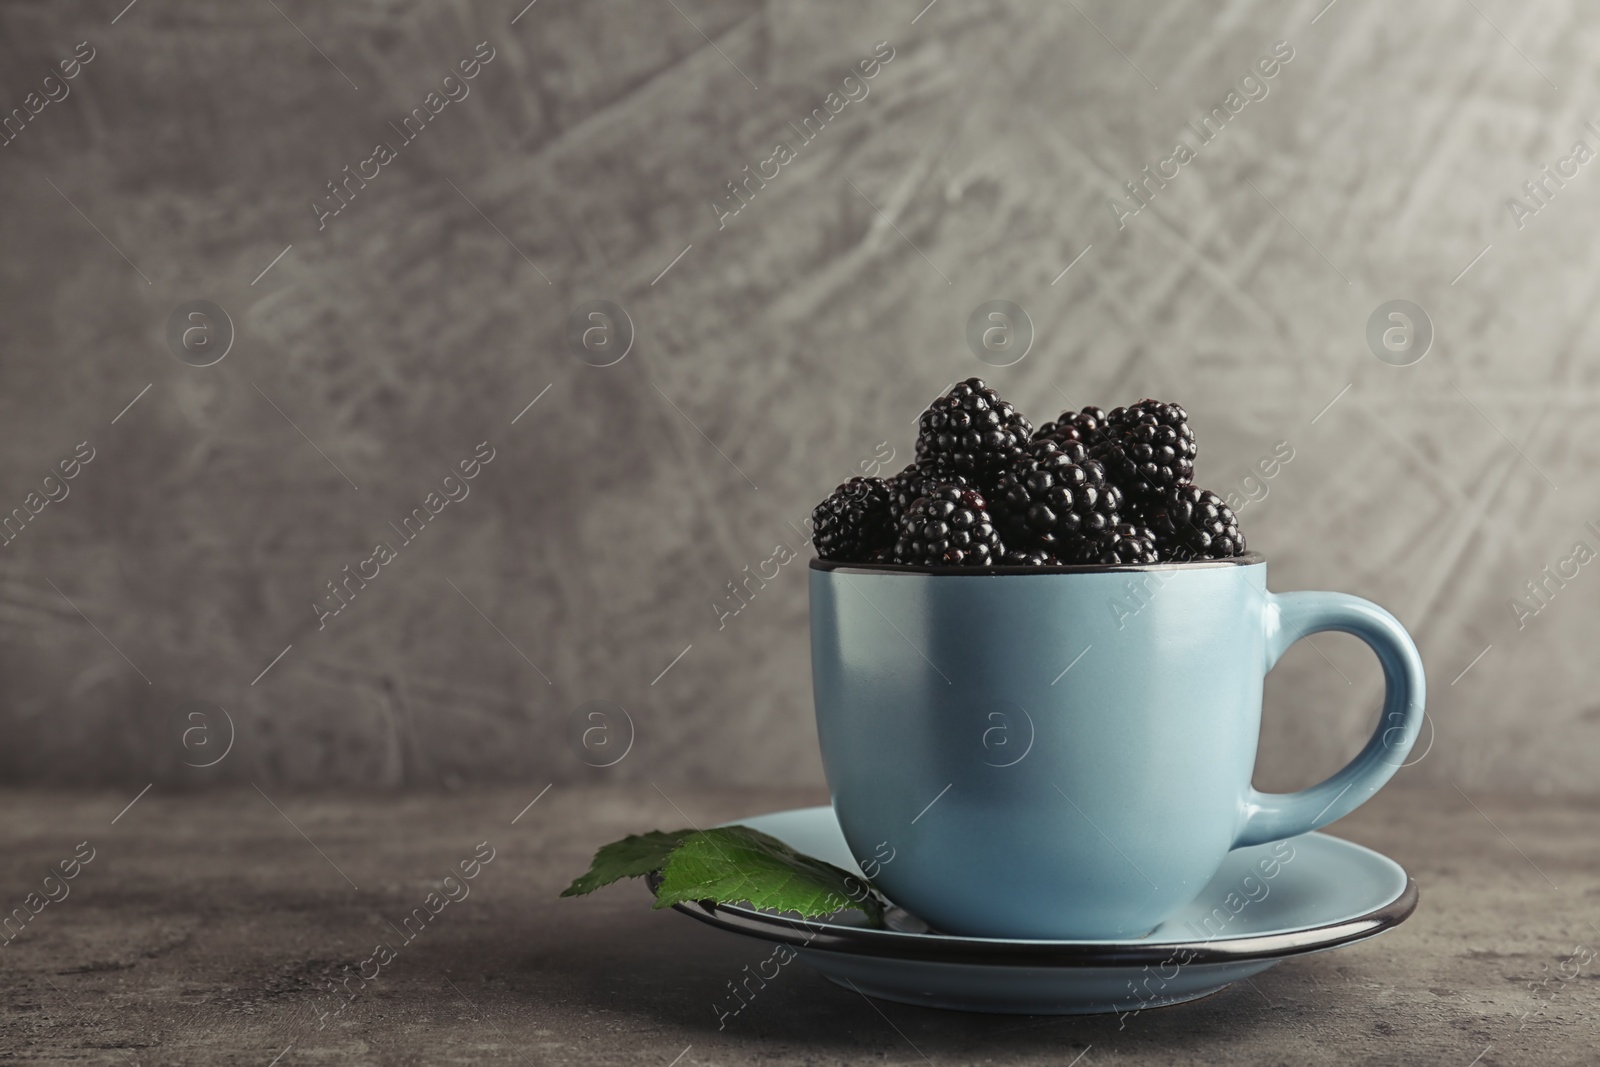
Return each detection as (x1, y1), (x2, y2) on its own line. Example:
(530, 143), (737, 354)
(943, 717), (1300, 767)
(1, 0), (1595, 793)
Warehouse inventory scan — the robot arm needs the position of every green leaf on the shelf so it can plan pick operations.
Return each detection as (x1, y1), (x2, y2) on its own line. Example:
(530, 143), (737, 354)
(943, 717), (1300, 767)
(561, 829), (693, 897)
(653, 825), (884, 925)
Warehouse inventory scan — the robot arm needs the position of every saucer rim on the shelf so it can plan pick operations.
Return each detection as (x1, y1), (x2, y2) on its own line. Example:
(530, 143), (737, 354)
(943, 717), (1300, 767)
(660, 880), (1417, 966)
(651, 813), (1418, 967)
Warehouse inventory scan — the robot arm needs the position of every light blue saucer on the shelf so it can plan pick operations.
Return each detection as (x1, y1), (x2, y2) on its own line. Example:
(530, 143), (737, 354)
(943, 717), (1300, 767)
(660, 806), (1416, 1015)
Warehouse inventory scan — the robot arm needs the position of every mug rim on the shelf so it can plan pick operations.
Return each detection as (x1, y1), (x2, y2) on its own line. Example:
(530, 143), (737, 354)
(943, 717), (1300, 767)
(810, 552), (1265, 577)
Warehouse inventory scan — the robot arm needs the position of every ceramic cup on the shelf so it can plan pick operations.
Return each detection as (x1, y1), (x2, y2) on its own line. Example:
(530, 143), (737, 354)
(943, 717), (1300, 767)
(809, 554), (1425, 940)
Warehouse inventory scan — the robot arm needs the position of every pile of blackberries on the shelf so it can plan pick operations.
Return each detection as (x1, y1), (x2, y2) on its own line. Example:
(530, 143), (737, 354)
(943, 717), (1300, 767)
(810, 379), (1246, 567)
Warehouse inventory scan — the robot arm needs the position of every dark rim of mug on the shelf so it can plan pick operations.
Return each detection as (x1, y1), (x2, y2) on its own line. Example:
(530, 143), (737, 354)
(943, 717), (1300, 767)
(648, 874), (1417, 966)
(810, 552), (1265, 576)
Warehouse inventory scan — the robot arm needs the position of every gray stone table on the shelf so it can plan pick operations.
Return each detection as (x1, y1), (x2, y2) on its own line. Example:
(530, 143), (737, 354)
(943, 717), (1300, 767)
(0, 783), (1594, 1065)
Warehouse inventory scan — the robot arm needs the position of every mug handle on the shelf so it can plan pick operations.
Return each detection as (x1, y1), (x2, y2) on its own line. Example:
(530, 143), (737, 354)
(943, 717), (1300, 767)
(1234, 590), (1426, 848)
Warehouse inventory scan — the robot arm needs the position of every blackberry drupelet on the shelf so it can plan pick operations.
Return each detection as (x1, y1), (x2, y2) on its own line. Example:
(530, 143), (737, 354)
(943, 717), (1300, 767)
(990, 440), (1122, 555)
(1136, 485), (1246, 561)
(915, 378), (1033, 492)
(1066, 522), (1159, 566)
(1034, 405), (1113, 450)
(894, 483), (1004, 566)
(1093, 399), (1197, 501)
(811, 477), (894, 562)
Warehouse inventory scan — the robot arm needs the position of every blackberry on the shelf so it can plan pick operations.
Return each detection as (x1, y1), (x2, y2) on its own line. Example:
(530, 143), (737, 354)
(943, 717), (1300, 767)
(811, 477), (894, 562)
(1003, 546), (1063, 567)
(886, 461), (969, 523)
(990, 440), (1122, 555)
(1034, 405), (1112, 450)
(1094, 399), (1197, 501)
(1066, 523), (1159, 566)
(914, 378), (1033, 492)
(1135, 486), (1246, 561)
(894, 483), (1004, 567)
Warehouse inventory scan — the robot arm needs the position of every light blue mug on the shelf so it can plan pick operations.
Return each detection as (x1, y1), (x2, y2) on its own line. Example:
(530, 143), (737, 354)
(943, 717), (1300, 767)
(809, 554), (1425, 939)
